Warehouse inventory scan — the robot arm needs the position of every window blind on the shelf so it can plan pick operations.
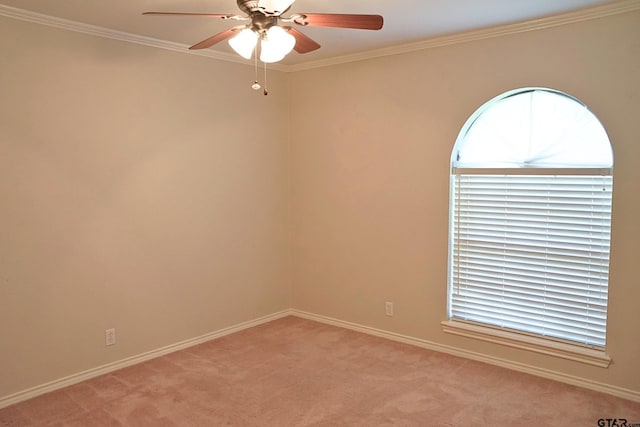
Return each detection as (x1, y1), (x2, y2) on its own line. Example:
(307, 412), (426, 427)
(450, 172), (612, 347)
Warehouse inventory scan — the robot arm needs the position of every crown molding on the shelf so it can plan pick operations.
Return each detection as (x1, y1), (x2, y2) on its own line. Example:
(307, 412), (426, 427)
(0, 4), (288, 72)
(1, 0), (639, 73)
(287, 0), (640, 72)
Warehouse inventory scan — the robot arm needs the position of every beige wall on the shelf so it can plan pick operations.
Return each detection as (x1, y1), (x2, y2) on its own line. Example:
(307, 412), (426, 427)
(2, 7), (640, 401)
(290, 11), (640, 392)
(0, 17), (291, 397)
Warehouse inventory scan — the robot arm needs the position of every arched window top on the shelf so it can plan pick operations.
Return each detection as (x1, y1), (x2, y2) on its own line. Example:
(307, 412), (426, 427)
(452, 88), (613, 169)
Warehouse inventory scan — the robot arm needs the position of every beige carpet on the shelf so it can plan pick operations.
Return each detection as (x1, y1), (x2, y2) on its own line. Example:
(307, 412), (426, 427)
(1, 316), (639, 426)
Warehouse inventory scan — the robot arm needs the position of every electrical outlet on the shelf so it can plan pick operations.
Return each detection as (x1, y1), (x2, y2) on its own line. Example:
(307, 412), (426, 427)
(385, 301), (394, 316)
(105, 328), (116, 346)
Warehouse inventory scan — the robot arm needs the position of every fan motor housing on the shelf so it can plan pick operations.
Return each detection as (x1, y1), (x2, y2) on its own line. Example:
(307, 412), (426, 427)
(237, 0), (260, 15)
(237, 0), (280, 31)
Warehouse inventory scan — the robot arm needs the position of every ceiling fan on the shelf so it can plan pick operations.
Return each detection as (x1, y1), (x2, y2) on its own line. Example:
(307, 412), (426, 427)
(143, 0), (384, 64)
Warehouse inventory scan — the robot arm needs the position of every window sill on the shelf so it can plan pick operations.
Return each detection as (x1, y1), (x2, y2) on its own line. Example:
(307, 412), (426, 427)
(441, 320), (611, 368)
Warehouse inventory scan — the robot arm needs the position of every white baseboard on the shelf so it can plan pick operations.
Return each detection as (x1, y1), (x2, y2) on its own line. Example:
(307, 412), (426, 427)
(3, 308), (638, 409)
(291, 310), (640, 403)
(0, 309), (293, 409)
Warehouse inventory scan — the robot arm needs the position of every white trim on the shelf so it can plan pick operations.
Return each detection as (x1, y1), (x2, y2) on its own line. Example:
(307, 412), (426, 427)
(0, 309), (293, 409)
(452, 167), (613, 175)
(290, 310), (639, 403)
(1, 1), (640, 72)
(441, 320), (611, 368)
(1, 308), (638, 408)
(287, 0), (640, 71)
(0, 4), (288, 72)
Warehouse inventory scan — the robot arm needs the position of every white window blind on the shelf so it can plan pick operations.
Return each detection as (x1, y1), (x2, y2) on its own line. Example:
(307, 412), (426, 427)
(451, 172), (612, 347)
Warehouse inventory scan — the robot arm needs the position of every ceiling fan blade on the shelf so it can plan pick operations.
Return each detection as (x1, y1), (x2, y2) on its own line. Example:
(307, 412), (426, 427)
(293, 13), (383, 30)
(143, 12), (237, 19)
(286, 28), (321, 54)
(189, 28), (241, 50)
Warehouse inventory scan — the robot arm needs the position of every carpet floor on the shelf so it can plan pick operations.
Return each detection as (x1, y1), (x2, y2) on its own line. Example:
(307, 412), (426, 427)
(1, 316), (639, 426)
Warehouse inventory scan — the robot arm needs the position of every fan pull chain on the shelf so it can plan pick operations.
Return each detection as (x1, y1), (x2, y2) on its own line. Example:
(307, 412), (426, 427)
(263, 60), (268, 96)
(251, 45), (261, 91)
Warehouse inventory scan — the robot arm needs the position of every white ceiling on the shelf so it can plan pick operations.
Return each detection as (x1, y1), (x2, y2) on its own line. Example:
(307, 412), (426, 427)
(0, 0), (617, 65)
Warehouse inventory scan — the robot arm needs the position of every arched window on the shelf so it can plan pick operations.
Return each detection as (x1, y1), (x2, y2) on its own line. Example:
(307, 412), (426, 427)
(445, 88), (613, 366)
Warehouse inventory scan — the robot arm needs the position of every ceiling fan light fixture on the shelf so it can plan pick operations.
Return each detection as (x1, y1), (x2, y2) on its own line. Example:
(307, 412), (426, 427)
(228, 28), (259, 59)
(259, 26), (295, 63)
(145, 3), (385, 69)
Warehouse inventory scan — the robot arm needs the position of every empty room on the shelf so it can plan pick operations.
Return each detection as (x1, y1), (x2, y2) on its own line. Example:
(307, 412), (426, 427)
(1, 0), (639, 425)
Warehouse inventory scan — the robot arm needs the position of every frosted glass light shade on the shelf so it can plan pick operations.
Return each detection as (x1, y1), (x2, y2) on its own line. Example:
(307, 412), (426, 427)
(258, 0), (295, 15)
(228, 29), (258, 59)
(260, 26), (296, 63)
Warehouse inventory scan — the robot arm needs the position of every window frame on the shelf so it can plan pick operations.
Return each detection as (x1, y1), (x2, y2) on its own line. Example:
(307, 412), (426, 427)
(443, 88), (613, 367)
